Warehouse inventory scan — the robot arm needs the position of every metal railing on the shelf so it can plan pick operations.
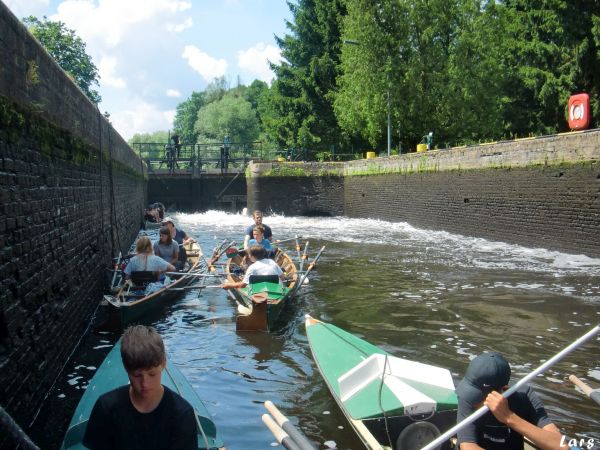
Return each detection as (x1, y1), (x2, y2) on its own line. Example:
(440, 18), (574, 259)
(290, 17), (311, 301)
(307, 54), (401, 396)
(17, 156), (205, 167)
(132, 141), (278, 174)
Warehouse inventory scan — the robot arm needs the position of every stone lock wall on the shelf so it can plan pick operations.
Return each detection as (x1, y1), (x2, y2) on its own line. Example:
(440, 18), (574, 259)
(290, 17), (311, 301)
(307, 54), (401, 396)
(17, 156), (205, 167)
(0, 3), (146, 444)
(246, 162), (344, 216)
(342, 131), (600, 258)
(344, 163), (600, 257)
(247, 131), (600, 258)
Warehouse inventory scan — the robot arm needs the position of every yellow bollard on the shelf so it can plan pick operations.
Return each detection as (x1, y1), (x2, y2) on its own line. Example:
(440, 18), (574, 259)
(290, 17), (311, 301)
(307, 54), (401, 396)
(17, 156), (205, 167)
(365, 151), (376, 159)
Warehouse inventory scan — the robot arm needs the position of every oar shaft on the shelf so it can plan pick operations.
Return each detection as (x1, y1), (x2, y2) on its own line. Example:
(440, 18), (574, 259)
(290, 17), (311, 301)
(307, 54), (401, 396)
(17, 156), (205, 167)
(569, 375), (600, 405)
(296, 245), (325, 290)
(265, 401), (316, 450)
(299, 241), (309, 273)
(262, 414), (302, 450)
(420, 324), (600, 450)
(569, 374), (593, 396)
(165, 272), (220, 277)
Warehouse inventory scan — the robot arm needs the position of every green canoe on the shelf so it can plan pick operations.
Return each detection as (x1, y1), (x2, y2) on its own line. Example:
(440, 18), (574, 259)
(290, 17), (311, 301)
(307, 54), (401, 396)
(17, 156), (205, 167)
(305, 315), (458, 450)
(61, 341), (225, 450)
(225, 248), (299, 332)
(105, 240), (207, 326)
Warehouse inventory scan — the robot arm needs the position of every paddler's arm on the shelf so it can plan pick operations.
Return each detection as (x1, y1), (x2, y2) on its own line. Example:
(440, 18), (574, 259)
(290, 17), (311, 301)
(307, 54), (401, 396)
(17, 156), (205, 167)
(221, 281), (247, 289)
(486, 392), (563, 450)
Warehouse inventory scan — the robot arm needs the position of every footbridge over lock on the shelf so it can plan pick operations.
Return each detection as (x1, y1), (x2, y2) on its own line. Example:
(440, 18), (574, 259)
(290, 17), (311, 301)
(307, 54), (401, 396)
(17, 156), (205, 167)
(134, 140), (269, 212)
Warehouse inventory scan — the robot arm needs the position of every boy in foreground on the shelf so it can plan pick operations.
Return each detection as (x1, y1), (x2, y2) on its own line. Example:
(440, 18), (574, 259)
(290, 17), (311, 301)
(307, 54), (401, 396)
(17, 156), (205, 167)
(83, 325), (197, 450)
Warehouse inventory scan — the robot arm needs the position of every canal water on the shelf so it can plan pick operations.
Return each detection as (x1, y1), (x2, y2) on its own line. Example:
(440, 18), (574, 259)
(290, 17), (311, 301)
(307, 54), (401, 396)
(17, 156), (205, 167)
(32, 211), (600, 449)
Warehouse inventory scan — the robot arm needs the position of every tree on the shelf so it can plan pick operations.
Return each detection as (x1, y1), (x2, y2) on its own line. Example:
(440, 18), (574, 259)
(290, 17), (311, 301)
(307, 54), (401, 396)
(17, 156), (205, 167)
(173, 91), (206, 144)
(499, 0), (600, 135)
(194, 94), (260, 143)
(24, 16), (101, 104)
(263, 0), (350, 153)
(128, 130), (169, 146)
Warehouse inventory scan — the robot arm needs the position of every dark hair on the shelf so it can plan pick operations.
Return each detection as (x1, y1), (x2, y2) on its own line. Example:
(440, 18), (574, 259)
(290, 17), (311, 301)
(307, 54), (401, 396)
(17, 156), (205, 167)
(159, 226), (172, 244)
(248, 244), (267, 260)
(121, 325), (165, 372)
(153, 202), (165, 219)
(253, 210), (263, 218)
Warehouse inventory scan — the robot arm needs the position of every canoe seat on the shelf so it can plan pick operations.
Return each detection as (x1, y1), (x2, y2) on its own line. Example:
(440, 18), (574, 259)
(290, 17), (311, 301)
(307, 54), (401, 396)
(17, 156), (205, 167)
(248, 274), (279, 284)
(130, 271), (159, 288)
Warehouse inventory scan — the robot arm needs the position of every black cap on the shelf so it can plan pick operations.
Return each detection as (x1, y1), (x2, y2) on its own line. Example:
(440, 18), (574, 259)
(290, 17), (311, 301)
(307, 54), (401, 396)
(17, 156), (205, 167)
(456, 352), (511, 405)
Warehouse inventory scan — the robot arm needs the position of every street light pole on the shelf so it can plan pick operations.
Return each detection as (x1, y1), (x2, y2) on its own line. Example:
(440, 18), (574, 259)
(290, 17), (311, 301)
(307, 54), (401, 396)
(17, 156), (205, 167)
(387, 86), (391, 157)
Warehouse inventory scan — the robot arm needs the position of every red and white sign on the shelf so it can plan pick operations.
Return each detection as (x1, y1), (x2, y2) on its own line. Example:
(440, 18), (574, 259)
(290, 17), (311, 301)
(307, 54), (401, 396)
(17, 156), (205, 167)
(568, 93), (590, 130)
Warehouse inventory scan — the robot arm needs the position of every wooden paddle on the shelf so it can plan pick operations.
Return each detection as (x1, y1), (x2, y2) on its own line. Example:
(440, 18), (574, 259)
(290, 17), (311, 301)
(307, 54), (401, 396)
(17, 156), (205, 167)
(569, 374), (600, 406)
(293, 246), (325, 294)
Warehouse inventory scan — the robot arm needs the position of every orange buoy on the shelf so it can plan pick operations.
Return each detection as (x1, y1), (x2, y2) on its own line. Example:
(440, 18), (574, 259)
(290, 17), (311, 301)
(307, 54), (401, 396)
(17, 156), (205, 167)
(568, 93), (590, 130)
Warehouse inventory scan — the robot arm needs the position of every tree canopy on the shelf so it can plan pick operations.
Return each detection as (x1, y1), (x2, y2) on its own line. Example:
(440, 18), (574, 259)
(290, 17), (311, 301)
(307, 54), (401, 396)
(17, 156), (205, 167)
(24, 16), (101, 104)
(120, 1), (600, 155)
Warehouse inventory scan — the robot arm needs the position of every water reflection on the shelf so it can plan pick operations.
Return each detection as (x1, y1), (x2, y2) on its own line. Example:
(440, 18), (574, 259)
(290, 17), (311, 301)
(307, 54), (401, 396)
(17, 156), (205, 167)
(147, 211), (599, 449)
(55, 211), (597, 449)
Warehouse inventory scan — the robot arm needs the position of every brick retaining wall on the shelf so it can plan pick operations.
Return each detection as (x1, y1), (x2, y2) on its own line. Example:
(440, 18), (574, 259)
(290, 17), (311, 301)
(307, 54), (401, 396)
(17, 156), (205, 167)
(0, 4), (145, 445)
(344, 163), (600, 257)
(247, 131), (600, 258)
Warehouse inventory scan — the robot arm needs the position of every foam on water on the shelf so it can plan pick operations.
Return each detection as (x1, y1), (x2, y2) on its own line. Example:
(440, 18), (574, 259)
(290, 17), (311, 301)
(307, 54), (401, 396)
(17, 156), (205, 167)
(175, 210), (600, 279)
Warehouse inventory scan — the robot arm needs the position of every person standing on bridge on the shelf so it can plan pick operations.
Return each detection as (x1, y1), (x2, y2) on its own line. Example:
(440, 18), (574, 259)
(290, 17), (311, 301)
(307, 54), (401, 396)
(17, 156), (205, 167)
(243, 210), (272, 249)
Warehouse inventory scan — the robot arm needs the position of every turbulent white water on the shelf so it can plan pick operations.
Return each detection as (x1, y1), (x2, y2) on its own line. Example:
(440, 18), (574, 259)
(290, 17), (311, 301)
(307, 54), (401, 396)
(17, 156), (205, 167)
(176, 210), (600, 279)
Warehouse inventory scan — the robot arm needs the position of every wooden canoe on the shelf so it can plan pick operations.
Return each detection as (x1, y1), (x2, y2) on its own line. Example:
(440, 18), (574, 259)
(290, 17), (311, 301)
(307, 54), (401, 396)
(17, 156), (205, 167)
(305, 315), (458, 450)
(225, 247), (298, 332)
(105, 240), (207, 326)
(60, 340), (225, 450)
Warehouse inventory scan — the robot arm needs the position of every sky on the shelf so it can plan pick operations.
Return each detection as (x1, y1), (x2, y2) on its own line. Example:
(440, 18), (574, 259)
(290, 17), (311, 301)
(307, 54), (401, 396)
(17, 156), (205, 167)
(5, 0), (293, 140)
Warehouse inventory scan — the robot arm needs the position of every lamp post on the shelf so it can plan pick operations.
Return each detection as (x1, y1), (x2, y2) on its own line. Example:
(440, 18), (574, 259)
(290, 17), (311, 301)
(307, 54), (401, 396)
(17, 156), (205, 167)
(343, 40), (391, 157)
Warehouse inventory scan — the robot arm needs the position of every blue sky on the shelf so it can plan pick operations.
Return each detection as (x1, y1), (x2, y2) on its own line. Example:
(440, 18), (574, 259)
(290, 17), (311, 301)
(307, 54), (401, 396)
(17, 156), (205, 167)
(5, 0), (293, 139)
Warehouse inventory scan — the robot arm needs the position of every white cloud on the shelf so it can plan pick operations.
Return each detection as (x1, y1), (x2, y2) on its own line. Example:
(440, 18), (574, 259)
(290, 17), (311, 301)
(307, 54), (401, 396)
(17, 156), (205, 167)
(167, 17), (192, 33)
(182, 45), (227, 82)
(110, 99), (175, 139)
(5, 0), (49, 19)
(98, 56), (126, 88)
(51, 0), (192, 47)
(166, 89), (181, 97)
(237, 43), (282, 83)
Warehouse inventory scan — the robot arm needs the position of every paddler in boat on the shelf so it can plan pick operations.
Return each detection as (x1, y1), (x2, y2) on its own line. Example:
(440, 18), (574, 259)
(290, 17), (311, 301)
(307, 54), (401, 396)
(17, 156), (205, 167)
(245, 225), (273, 252)
(161, 217), (195, 267)
(221, 245), (283, 289)
(153, 227), (182, 270)
(124, 236), (174, 281)
(456, 352), (563, 450)
(153, 202), (165, 221)
(243, 210), (272, 249)
(83, 325), (197, 450)
(144, 204), (159, 223)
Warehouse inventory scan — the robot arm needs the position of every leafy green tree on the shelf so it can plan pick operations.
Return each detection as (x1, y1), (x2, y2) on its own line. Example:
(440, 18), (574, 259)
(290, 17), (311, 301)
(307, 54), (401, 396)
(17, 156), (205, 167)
(500, 0), (600, 135)
(24, 16), (101, 103)
(128, 130), (169, 146)
(194, 94), (260, 143)
(173, 91), (206, 144)
(264, 0), (350, 153)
